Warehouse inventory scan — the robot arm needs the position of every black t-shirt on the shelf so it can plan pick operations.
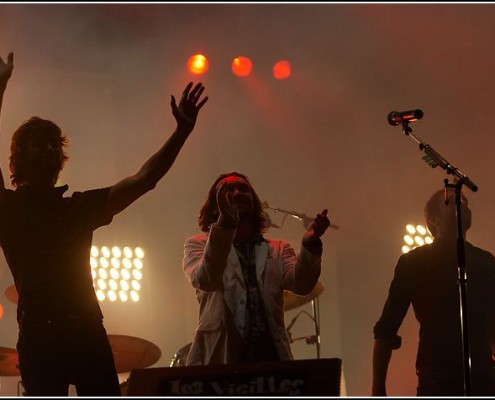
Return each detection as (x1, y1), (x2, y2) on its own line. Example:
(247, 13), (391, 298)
(374, 239), (495, 377)
(0, 184), (113, 321)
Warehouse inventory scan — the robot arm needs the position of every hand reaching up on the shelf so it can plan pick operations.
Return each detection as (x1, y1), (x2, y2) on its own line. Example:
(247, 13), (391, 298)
(171, 82), (208, 134)
(0, 52), (14, 89)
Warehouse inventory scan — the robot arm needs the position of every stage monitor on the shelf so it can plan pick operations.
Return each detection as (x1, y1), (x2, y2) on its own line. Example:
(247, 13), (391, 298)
(126, 358), (342, 396)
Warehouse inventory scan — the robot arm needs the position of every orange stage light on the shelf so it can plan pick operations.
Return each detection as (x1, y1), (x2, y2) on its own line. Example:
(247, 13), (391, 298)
(187, 54), (209, 75)
(273, 60), (291, 80)
(231, 56), (253, 77)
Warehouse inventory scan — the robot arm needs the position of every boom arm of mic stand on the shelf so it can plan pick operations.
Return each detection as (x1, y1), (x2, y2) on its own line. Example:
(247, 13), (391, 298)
(406, 130), (478, 192)
(263, 202), (339, 230)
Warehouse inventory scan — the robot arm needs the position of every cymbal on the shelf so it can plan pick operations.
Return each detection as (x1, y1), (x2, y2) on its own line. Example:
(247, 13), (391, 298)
(284, 281), (325, 311)
(108, 334), (161, 373)
(0, 347), (20, 376)
(5, 285), (18, 305)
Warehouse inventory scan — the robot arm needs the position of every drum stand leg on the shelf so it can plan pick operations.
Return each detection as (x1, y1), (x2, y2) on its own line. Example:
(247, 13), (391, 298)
(311, 297), (321, 359)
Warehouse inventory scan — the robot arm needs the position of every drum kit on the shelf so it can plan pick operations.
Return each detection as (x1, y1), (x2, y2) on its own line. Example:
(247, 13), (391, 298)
(2, 278), (325, 381)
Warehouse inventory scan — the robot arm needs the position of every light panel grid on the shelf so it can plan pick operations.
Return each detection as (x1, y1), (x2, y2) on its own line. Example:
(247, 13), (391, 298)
(90, 245), (144, 303)
(402, 224), (433, 254)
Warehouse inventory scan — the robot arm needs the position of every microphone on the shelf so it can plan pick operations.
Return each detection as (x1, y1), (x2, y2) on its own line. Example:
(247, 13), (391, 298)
(387, 109), (424, 126)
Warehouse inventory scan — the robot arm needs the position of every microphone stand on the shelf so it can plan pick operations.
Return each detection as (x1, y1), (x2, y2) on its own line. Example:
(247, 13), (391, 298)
(399, 120), (478, 396)
(262, 202), (339, 230)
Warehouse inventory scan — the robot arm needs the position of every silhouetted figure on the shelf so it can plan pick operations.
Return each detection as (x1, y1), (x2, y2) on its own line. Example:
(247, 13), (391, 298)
(183, 172), (330, 365)
(372, 188), (495, 396)
(0, 51), (208, 396)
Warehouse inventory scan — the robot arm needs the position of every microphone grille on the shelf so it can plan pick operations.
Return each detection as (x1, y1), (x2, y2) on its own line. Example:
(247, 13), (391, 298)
(413, 109), (424, 120)
(387, 111), (400, 126)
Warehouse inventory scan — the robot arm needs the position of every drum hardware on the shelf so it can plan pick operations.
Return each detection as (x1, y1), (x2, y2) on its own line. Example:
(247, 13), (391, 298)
(283, 281), (324, 312)
(169, 342), (192, 367)
(284, 282), (324, 359)
(0, 347), (20, 376)
(4, 285), (18, 305)
(107, 334), (161, 373)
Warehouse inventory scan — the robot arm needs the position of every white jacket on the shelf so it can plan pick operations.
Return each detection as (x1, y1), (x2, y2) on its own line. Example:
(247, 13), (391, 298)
(182, 224), (322, 365)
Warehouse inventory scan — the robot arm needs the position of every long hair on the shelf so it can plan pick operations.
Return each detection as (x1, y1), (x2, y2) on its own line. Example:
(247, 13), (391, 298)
(198, 172), (269, 233)
(9, 116), (69, 187)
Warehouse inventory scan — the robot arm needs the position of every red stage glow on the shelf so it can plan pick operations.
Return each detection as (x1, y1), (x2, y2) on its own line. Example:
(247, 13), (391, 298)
(231, 56), (253, 77)
(273, 60), (291, 80)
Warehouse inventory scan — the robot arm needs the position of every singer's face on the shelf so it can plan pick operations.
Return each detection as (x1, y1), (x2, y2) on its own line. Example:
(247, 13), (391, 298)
(216, 176), (254, 215)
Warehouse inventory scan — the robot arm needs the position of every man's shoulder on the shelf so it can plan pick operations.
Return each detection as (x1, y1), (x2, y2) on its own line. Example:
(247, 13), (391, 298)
(398, 241), (489, 262)
(0, 187), (16, 197)
(0, 187), (17, 209)
(70, 186), (111, 197)
(467, 242), (495, 262)
(394, 243), (435, 273)
(399, 242), (433, 259)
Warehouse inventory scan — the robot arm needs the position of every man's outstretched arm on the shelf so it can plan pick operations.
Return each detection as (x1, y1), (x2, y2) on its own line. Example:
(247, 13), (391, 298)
(372, 338), (393, 396)
(108, 81), (208, 216)
(0, 52), (14, 195)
